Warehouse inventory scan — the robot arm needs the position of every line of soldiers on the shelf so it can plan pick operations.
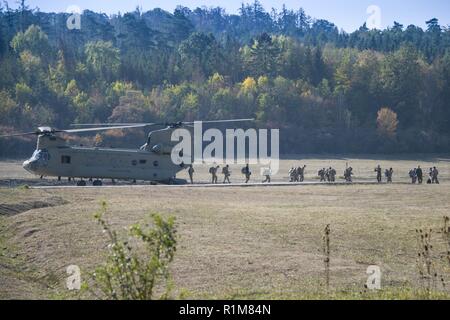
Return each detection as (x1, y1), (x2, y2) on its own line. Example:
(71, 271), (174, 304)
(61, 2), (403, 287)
(187, 163), (441, 185)
(375, 165), (393, 183)
(187, 164), (252, 184)
(409, 166), (439, 184)
(317, 167), (337, 182)
(312, 164), (440, 184)
(289, 165), (306, 182)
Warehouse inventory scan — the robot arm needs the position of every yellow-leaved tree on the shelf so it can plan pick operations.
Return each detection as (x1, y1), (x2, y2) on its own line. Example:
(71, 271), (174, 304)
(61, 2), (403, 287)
(377, 107), (399, 138)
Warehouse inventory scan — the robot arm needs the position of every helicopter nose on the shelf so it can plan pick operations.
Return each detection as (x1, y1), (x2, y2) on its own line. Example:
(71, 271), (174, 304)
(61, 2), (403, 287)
(23, 160), (35, 173)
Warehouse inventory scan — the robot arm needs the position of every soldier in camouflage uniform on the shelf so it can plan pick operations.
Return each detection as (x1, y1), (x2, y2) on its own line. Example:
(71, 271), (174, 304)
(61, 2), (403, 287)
(242, 164), (251, 183)
(432, 167), (439, 184)
(385, 168), (393, 183)
(298, 165), (306, 182)
(328, 167), (336, 182)
(325, 168), (331, 182)
(344, 167), (353, 182)
(409, 168), (417, 184)
(222, 165), (231, 184)
(188, 165), (195, 184)
(289, 167), (296, 182)
(416, 166), (423, 184)
(318, 168), (326, 182)
(209, 165), (219, 184)
(375, 165), (382, 183)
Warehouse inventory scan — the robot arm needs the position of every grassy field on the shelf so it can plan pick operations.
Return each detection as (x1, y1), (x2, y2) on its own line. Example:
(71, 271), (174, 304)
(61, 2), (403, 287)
(0, 155), (450, 300)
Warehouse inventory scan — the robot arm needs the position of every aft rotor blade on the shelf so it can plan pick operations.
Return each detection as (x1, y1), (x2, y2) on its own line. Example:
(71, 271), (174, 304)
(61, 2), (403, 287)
(183, 118), (255, 125)
(61, 124), (155, 133)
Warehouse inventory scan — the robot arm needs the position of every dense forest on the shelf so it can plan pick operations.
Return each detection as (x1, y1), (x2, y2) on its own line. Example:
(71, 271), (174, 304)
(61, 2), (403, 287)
(0, 1), (450, 155)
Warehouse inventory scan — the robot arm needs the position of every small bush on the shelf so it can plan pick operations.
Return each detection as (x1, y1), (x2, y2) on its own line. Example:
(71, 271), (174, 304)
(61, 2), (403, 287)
(89, 202), (177, 300)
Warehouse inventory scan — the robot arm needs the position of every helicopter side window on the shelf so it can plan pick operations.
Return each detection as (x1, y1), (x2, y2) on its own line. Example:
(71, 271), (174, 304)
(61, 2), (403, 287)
(153, 161), (159, 167)
(61, 156), (71, 164)
(139, 160), (147, 164)
(132, 160), (138, 166)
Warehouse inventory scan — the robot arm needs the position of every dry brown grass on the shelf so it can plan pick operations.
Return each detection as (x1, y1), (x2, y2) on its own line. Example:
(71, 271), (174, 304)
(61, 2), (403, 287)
(0, 156), (449, 299)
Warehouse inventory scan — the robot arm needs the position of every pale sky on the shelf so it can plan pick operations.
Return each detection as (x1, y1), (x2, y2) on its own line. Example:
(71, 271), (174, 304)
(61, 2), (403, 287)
(5, 0), (450, 32)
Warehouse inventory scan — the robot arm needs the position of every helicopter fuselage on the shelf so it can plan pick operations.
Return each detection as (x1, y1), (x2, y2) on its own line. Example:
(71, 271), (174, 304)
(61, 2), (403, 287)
(22, 134), (185, 182)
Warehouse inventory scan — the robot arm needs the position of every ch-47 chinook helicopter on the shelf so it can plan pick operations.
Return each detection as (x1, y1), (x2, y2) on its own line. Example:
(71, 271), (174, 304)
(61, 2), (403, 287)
(0, 119), (253, 186)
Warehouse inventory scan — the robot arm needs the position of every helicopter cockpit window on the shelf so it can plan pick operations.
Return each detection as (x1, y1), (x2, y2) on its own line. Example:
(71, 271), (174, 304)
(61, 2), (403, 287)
(30, 150), (41, 162)
(61, 155), (71, 164)
(31, 150), (50, 162)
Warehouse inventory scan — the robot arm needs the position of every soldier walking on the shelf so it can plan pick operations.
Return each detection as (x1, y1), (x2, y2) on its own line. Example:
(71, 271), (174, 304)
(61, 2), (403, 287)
(289, 167), (296, 182)
(409, 168), (417, 184)
(385, 168), (393, 183)
(188, 165), (195, 184)
(242, 164), (251, 183)
(209, 165), (219, 184)
(375, 165), (382, 183)
(344, 167), (353, 182)
(222, 165), (231, 184)
(318, 168), (326, 182)
(432, 167), (439, 184)
(262, 165), (272, 183)
(328, 167), (336, 182)
(262, 173), (271, 183)
(416, 166), (423, 184)
(294, 167), (300, 182)
(427, 168), (433, 184)
(298, 165), (306, 182)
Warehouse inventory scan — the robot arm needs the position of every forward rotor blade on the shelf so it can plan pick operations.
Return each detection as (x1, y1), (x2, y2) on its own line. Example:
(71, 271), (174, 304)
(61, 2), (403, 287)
(1, 124), (153, 137)
(70, 123), (157, 127)
(71, 119), (254, 127)
(0, 131), (38, 138)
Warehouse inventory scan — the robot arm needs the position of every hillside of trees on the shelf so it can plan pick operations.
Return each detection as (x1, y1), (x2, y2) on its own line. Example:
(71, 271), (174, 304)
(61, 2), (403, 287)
(1, 1), (450, 156)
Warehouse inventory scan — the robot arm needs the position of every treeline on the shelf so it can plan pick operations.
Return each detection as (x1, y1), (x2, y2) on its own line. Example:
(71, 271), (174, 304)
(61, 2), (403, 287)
(0, 1), (450, 156)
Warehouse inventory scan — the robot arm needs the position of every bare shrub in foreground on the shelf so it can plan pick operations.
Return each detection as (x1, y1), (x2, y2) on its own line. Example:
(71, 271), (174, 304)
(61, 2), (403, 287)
(88, 202), (177, 300)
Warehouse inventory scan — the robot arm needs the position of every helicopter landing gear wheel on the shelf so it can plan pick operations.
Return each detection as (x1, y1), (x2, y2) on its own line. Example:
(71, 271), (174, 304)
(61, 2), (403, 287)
(93, 180), (103, 187)
(77, 180), (87, 187)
